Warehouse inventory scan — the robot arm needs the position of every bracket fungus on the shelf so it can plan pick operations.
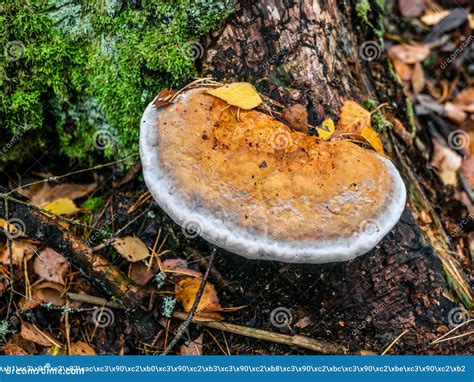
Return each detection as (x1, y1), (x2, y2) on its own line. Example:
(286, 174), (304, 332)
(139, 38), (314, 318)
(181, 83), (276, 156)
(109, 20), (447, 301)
(140, 85), (406, 263)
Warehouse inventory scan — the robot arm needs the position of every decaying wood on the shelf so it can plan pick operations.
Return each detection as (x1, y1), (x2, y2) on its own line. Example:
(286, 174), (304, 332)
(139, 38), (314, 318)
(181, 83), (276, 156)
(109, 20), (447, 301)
(0, 187), (148, 308)
(202, 0), (473, 353)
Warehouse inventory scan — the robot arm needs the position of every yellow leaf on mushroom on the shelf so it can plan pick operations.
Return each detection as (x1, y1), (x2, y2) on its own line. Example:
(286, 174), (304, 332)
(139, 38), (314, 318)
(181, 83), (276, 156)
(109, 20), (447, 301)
(42, 198), (79, 216)
(206, 82), (262, 110)
(338, 101), (371, 134)
(337, 101), (385, 155)
(361, 126), (385, 156)
(317, 118), (335, 140)
(113, 236), (150, 262)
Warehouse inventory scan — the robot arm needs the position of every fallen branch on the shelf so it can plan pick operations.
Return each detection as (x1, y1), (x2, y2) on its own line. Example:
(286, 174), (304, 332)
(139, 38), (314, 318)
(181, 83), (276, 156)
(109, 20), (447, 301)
(0, 186), (149, 308)
(171, 311), (349, 354)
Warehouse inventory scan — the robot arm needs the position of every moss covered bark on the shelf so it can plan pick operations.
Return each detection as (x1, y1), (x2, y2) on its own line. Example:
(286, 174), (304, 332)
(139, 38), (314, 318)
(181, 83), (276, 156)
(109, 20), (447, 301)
(0, 0), (234, 167)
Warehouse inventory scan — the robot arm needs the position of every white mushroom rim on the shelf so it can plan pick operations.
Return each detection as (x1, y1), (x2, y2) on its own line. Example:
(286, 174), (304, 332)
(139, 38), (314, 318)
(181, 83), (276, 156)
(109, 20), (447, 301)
(140, 92), (407, 264)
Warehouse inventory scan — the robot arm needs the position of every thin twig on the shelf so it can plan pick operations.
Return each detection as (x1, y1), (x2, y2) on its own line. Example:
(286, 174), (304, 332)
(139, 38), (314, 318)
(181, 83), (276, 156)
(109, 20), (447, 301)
(381, 330), (409, 355)
(171, 311), (348, 354)
(7, 154), (138, 196)
(162, 248), (217, 355)
(66, 292), (123, 309)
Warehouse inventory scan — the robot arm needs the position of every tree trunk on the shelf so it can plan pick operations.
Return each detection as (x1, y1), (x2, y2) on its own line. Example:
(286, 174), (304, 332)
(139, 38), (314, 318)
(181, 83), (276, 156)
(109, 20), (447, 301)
(200, 0), (473, 354)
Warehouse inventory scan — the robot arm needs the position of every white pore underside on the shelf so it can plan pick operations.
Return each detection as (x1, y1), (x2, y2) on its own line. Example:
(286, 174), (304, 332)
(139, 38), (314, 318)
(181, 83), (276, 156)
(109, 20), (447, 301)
(140, 96), (407, 264)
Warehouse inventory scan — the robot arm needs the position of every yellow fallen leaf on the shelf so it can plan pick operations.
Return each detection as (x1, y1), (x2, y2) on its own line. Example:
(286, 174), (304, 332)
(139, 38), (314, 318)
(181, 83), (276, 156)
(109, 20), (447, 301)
(175, 277), (223, 319)
(361, 126), (385, 156)
(337, 100), (385, 155)
(206, 82), (262, 110)
(317, 118), (335, 140)
(113, 236), (150, 262)
(42, 198), (79, 216)
(338, 100), (371, 134)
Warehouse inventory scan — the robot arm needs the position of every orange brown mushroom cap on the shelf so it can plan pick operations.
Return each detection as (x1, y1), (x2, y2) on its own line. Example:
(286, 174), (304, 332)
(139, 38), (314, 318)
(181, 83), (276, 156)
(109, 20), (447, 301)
(140, 88), (406, 263)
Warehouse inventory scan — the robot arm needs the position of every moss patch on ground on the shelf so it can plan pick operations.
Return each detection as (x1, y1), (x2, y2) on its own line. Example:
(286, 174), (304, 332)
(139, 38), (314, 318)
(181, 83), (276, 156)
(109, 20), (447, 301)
(0, 0), (234, 168)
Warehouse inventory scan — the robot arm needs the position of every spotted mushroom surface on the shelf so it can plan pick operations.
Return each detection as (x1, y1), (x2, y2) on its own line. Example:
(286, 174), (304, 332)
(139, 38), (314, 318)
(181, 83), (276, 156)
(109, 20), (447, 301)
(140, 88), (406, 263)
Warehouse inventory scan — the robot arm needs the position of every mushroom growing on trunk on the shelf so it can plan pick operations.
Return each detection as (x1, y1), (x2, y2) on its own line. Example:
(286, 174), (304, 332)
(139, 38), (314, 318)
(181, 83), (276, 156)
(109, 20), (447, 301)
(140, 85), (406, 263)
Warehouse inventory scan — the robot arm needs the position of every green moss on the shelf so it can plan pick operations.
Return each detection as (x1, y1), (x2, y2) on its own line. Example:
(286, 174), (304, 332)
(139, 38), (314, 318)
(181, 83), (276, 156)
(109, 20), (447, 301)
(82, 196), (105, 212)
(0, 0), (234, 167)
(355, 0), (371, 25)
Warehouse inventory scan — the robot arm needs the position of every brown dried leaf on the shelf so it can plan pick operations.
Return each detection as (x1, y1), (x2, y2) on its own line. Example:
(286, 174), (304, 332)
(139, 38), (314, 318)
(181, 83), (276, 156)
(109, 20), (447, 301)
(430, 140), (462, 185)
(24, 182), (97, 207)
(294, 316), (312, 329)
(399, 0), (425, 18)
(389, 44), (430, 64)
(153, 88), (178, 108)
(282, 104), (309, 134)
(0, 240), (36, 266)
(421, 10), (450, 25)
(20, 281), (65, 310)
(2, 334), (37, 355)
(180, 334), (203, 355)
(70, 341), (96, 355)
(129, 260), (159, 286)
(411, 62), (425, 94)
(391, 57), (413, 82)
(444, 102), (467, 125)
(113, 236), (150, 262)
(20, 322), (61, 347)
(33, 248), (70, 285)
(453, 87), (474, 113)
(461, 156), (474, 189)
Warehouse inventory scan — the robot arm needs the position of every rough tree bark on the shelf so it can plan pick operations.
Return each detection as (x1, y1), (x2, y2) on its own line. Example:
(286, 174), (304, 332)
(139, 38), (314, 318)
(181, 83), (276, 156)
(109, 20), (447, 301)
(200, 0), (473, 353)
